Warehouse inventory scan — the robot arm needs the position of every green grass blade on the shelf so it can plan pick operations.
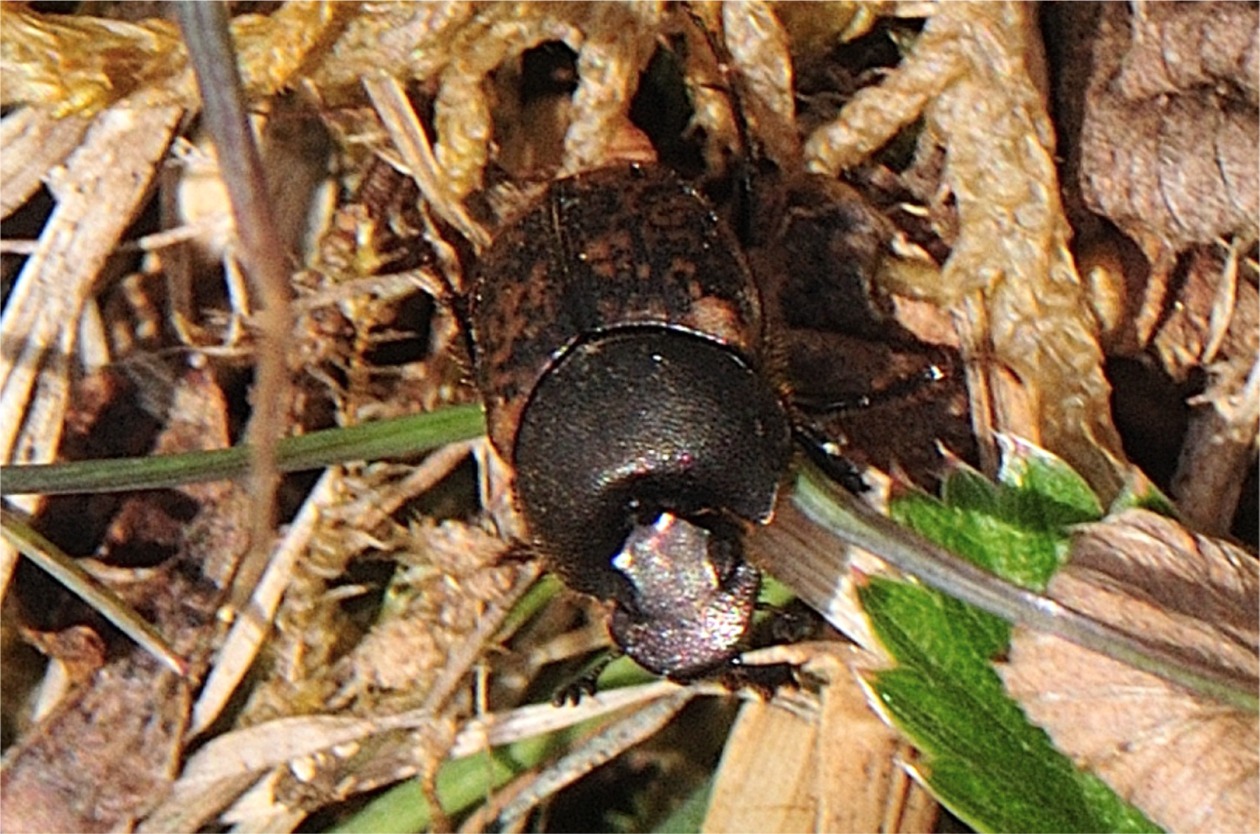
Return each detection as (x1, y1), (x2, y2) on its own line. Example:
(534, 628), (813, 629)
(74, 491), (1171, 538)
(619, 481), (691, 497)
(1, 404), (486, 496)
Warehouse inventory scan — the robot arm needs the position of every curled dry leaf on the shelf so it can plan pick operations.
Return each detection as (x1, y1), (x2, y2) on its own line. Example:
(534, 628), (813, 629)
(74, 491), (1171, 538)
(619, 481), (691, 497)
(1074, 2), (1259, 351)
(1079, 2), (1258, 260)
(1001, 508), (1259, 833)
(719, 1), (801, 169)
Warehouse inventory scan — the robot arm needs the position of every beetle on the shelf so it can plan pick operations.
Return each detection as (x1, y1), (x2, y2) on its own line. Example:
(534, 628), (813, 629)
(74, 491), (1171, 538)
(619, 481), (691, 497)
(466, 155), (964, 682)
(470, 163), (794, 679)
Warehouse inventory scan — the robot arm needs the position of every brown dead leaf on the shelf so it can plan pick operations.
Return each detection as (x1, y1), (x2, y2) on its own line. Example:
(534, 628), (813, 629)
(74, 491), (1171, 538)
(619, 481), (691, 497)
(1, 367), (247, 832)
(1001, 508), (1259, 833)
(1080, 2), (1258, 253)
(1076, 2), (1259, 345)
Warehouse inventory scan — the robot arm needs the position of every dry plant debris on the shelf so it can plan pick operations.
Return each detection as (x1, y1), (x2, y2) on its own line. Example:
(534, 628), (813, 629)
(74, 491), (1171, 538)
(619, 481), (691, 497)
(1054, 1), (1260, 537)
(1003, 509), (1259, 834)
(2, 367), (248, 832)
(806, 2), (1132, 499)
(0, 2), (1256, 831)
(1078, 2), (1257, 304)
(705, 644), (937, 834)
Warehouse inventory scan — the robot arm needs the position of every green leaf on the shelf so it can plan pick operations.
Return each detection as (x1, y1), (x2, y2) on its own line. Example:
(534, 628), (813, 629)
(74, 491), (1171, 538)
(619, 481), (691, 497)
(892, 443), (1103, 592)
(924, 754), (1159, 834)
(994, 435), (1105, 525)
(1107, 471), (1179, 518)
(862, 574), (1159, 833)
(864, 443), (1162, 833)
(0, 404), (486, 496)
(860, 577), (1009, 680)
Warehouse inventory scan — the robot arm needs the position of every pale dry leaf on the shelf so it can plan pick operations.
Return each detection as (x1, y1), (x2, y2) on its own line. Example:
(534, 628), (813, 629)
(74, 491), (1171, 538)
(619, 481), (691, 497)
(496, 691), (696, 829)
(0, 108), (90, 218)
(0, 7), (186, 116)
(309, 2), (477, 91)
(426, 3), (669, 200)
(189, 470), (338, 737)
(921, 4), (1127, 498)
(0, 102), (182, 594)
(705, 696), (819, 833)
(144, 712), (395, 832)
(1001, 508), (1259, 833)
(364, 75), (492, 250)
(705, 644), (937, 834)
(450, 679), (692, 758)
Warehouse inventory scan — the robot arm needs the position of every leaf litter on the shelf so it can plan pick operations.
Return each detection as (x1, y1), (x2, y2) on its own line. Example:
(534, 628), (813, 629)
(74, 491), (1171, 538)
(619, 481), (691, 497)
(0, 2), (1256, 831)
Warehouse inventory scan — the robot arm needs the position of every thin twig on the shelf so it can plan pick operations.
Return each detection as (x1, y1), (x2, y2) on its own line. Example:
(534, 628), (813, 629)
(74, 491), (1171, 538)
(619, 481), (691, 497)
(177, 4), (293, 616)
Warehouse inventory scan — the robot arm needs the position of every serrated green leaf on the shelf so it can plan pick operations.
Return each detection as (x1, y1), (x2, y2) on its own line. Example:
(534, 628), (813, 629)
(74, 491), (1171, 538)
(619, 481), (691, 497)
(995, 435), (1104, 525)
(890, 489), (1066, 591)
(940, 460), (1003, 511)
(893, 443), (1104, 592)
(861, 577), (1009, 677)
(925, 754), (1159, 834)
(862, 575), (1160, 833)
(866, 445), (1162, 833)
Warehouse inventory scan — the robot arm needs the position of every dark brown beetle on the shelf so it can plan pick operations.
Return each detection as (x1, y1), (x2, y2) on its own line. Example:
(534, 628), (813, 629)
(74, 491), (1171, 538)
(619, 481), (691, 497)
(467, 143), (971, 682)
(470, 164), (794, 678)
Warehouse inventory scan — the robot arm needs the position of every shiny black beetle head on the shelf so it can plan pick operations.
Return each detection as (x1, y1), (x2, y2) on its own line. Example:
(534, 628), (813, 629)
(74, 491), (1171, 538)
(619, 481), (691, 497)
(513, 327), (792, 677)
